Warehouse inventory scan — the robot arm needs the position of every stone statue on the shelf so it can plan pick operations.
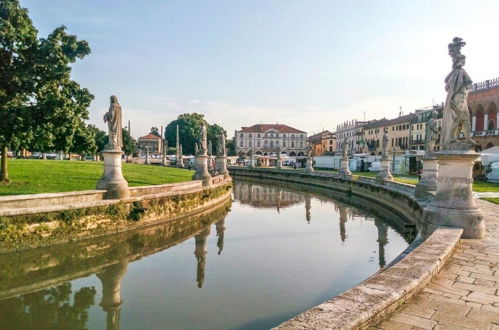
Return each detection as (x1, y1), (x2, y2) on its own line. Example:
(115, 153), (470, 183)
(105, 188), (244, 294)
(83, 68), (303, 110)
(440, 37), (475, 149)
(208, 140), (213, 157)
(216, 133), (226, 156)
(103, 95), (123, 150)
(195, 124), (208, 156)
(341, 138), (349, 158)
(425, 110), (439, 153)
(382, 128), (389, 158)
(307, 143), (313, 158)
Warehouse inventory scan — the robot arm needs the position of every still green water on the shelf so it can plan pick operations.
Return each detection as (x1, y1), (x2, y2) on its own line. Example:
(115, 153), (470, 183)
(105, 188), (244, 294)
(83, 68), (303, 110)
(0, 179), (410, 330)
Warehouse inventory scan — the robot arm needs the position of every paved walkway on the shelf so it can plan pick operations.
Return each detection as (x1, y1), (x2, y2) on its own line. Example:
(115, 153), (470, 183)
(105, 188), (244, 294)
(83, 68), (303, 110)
(373, 200), (499, 330)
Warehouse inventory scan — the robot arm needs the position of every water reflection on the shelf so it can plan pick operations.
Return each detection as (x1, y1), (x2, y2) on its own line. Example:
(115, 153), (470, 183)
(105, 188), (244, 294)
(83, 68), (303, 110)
(97, 262), (127, 330)
(0, 180), (413, 330)
(233, 181), (304, 212)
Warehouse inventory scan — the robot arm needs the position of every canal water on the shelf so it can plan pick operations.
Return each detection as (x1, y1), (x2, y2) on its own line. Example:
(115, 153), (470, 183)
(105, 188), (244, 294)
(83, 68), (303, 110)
(0, 179), (410, 330)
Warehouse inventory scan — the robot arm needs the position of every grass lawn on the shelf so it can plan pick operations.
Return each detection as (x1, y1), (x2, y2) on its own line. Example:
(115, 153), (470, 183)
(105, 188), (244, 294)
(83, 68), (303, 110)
(350, 171), (419, 185)
(482, 197), (499, 205)
(0, 159), (194, 196)
(472, 182), (499, 193)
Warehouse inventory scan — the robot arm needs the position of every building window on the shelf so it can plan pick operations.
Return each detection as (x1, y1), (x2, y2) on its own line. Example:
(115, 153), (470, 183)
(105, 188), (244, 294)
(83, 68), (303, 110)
(240, 133), (243, 138)
(283, 141), (286, 147)
(270, 141), (274, 147)
(249, 141), (252, 147)
(240, 140), (243, 147)
(257, 133), (260, 138)
(249, 133), (252, 138)
(257, 141), (260, 147)
(291, 142), (295, 147)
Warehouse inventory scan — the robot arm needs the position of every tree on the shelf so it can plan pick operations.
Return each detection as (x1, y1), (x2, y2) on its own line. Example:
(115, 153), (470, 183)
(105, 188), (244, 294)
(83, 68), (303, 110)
(122, 129), (137, 156)
(226, 139), (236, 156)
(0, 0), (92, 183)
(87, 125), (107, 154)
(149, 127), (161, 137)
(71, 124), (97, 158)
(164, 113), (227, 155)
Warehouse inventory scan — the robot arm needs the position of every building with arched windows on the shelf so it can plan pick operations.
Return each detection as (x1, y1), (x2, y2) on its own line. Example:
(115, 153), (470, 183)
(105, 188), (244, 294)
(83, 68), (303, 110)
(235, 124), (308, 156)
(468, 77), (499, 150)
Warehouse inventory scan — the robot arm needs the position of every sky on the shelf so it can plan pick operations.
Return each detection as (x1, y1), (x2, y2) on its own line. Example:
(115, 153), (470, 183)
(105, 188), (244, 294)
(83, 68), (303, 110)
(21, 0), (499, 139)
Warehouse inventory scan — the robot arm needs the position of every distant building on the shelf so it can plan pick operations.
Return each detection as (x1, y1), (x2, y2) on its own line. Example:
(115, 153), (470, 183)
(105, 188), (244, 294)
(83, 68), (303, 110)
(308, 130), (335, 156)
(384, 112), (417, 152)
(468, 77), (499, 150)
(235, 124), (308, 156)
(335, 119), (367, 154)
(138, 133), (162, 155)
(362, 118), (389, 155)
(409, 104), (444, 151)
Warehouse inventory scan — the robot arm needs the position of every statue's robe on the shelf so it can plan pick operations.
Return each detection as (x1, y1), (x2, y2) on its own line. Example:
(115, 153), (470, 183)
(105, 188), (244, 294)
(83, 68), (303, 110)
(108, 103), (123, 149)
(440, 67), (472, 148)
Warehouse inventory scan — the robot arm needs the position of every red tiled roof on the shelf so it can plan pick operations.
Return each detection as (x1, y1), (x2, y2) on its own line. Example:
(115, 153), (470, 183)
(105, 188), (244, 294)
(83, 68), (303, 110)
(138, 133), (161, 140)
(239, 124), (305, 134)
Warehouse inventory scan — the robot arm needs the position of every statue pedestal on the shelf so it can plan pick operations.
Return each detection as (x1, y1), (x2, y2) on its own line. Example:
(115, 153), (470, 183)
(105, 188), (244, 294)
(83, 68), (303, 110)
(177, 156), (184, 168)
(215, 156), (228, 177)
(415, 156), (438, 198)
(97, 149), (129, 199)
(376, 157), (393, 184)
(276, 159), (282, 170)
(194, 155), (212, 186)
(339, 157), (351, 176)
(305, 158), (314, 172)
(207, 156), (214, 173)
(248, 157), (256, 169)
(423, 149), (483, 239)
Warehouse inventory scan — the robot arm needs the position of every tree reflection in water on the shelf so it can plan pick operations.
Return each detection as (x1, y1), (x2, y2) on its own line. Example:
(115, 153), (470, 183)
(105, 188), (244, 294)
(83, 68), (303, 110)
(0, 283), (96, 330)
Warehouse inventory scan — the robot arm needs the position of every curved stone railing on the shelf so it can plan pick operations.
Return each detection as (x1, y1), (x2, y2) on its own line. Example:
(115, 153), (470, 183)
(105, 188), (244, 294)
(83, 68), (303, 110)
(228, 166), (463, 329)
(0, 175), (232, 252)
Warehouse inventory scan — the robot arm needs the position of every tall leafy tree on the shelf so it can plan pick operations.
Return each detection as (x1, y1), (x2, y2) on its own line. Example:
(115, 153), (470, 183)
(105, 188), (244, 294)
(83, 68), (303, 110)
(164, 113), (227, 155)
(149, 127), (160, 137)
(122, 129), (137, 156)
(71, 124), (97, 158)
(87, 124), (107, 154)
(0, 0), (92, 183)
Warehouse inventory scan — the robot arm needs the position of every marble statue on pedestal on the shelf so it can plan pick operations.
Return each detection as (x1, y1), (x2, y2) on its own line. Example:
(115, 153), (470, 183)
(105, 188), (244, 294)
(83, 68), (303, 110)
(377, 128), (393, 183)
(381, 128), (389, 159)
(341, 138), (349, 158)
(440, 37), (475, 150)
(305, 143), (314, 172)
(215, 132), (228, 176)
(423, 38), (483, 239)
(97, 96), (129, 199)
(339, 138), (351, 176)
(193, 124), (212, 185)
(276, 146), (283, 169)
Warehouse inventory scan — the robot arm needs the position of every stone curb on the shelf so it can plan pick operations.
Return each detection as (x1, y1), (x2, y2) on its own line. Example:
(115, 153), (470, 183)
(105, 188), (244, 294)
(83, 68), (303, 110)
(274, 227), (462, 329)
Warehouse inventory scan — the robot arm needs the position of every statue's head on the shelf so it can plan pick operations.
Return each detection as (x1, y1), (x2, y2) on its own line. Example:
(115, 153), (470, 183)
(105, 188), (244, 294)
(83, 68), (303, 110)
(455, 54), (466, 68)
(110, 95), (118, 104)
